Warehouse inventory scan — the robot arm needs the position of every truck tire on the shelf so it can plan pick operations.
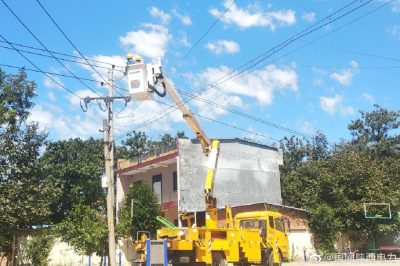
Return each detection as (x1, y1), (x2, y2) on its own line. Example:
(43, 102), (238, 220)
(268, 252), (282, 266)
(212, 252), (227, 266)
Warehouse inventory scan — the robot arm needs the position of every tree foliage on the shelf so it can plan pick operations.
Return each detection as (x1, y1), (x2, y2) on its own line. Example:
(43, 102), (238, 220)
(0, 70), (59, 256)
(39, 138), (104, 223)
(281, 106), (400, 250)
(118, 130), (186, 159)
(57, 204), (108, 256)
(117, 182), (161, 238)
(25, 232), (54, 266)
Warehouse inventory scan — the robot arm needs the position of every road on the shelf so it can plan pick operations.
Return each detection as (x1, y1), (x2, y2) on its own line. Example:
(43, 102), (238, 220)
(284, 260), (400, 266)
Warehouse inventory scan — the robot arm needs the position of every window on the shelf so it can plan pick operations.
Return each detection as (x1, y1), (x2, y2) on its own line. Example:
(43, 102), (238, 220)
(275, 218), (285, 232)
(173, 171), (177, 192)
(239, 219), (260, 229)
(268, 216), (275, 229)
(152, 174), (162, 202)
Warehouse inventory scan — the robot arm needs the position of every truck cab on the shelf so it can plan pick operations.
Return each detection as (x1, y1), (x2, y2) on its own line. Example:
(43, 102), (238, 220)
(234, 211), (289, 263)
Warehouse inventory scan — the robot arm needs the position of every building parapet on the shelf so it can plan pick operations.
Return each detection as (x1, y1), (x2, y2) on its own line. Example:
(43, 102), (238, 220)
(118, 143), (177, 170)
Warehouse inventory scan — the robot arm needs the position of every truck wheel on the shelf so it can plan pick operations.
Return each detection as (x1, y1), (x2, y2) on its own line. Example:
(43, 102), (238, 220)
(212, 252), (227, 266)
(268, 252), (282, 266)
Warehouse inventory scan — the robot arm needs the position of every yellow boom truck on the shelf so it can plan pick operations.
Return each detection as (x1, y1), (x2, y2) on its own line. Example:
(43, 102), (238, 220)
(127, 57), (289, 266)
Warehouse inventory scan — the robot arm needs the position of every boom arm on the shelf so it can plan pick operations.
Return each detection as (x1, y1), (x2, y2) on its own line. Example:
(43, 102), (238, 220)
(127, 59), (220, 228)
(159, 78), (211, 153)
(157, 74), (220, 228)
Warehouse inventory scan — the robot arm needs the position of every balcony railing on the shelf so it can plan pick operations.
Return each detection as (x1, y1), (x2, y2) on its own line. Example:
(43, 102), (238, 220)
(118, 143), (177, 170)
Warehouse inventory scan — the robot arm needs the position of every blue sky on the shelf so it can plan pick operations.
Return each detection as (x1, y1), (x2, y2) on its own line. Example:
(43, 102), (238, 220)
(1, 0), (399, 145)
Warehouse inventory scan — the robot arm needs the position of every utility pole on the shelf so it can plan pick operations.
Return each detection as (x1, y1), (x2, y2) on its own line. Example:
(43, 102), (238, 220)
(82, 66), (130, 266)
(105, 67), (116, 266)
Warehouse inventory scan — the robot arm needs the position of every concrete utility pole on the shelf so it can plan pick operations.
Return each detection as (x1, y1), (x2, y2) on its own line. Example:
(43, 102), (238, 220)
(105, 67), (116, 266)
(83, 66), (130, 266)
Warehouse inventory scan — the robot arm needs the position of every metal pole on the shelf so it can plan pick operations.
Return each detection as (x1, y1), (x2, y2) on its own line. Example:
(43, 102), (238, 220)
(105, 67), (117, 266)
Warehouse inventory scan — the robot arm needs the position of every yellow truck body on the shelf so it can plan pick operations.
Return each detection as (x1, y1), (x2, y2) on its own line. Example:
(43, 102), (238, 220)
(136, 208), (289, 265)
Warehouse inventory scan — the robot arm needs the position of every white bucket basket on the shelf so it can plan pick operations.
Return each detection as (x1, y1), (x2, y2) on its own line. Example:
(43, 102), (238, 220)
(127, 62), (152, 100)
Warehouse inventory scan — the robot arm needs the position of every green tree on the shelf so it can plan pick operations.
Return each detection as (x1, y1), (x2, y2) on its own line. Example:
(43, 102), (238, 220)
(39, 138), (104, 223)
(118, 130), (186, 160)
(117, 182), (161, 238)
(118, 131), (151, 159)
(0, 70), (59, 257)
(348, 104), (400, 158)
(281, 106), (400, 249)
(25, 232), (54, 266)
(57, 204), (108, 257)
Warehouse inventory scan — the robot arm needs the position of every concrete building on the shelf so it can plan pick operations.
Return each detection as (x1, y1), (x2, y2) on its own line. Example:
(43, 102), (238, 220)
(117, 138), (283, 223)
(116, 139), (314, 260)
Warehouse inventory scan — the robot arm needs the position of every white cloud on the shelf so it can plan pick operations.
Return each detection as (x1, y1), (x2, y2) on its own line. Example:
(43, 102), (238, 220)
(48, 92), (56, 101)
(187, 64), (297, 116)
(296, 119), (315, 134)
(28, 104), (104, 139)
(119, 23), (171, 60)
(242, 126), (268, 143)
(28, 85), (188, 140)
(394, 1), (400, 12)
(172, 9), (192, 25)
(178, 32), (190, 47)
(362, 93), (375, 104)
(388, 25), (400, 40)
(149, 7), (171, 25)
(302, 12), (316, 22)
(209, 0), (296, 30)
(76, 54), (126, 88)
(206, 40), (240, 54)
(330, 61), (359, 85)
(43, 75), (64, 89)
(320, 94), (354, 116)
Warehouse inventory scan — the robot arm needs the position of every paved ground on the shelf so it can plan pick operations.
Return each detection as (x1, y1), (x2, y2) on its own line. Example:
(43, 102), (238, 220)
(283, 260), (400, 266)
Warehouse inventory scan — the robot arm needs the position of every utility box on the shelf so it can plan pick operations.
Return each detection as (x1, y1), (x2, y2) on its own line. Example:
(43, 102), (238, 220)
(145, 239), (168, 266)
(127, 63), (152, 100)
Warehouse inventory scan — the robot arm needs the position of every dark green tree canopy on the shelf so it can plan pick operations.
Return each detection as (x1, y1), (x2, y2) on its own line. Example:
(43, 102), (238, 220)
(0, 69), (58, 256)
(117, 181), (161, 237)
(118, 130), (186, 159)
(281, 106), (400, 250)
(57, 204), (108, 256)
(39, 138), (104, 223)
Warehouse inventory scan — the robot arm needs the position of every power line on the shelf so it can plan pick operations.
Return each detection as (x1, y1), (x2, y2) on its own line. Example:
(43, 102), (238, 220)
(114, 98), (279, 144)
(1, 0), (102, 97)
(114, 0), (375, 140)
(187, 0), (361, 98)
(35, 0), (125, 97)
(0, 33), (81, 99)
(182, 0), (390, 108)
(181, 0), (237, 60)
(0, 40), (125, 71)
(195, 0), (375, 96)
(240, 0), (397, 81)
(174, 88), (311, 138)
(130, 1), (372, 122)
(0, 62), (107, 83)
(0, 44), (122, 71)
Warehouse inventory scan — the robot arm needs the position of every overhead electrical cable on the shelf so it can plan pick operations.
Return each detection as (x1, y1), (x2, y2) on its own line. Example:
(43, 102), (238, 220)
(0, 63), (107, 83)
(0, 44), (121, 71)
(175, 88), (311, 138)
(115, 99), (279, 143)
(181, 0), (237, 60)
(0, 40), (125, 70)
(35, 0), (125, 96)
(114, 0), (375, 141)
(0, 34), (81, 99)
(189, 0), (362, 98)
(1, 0), (102, 97)
(194, 0), (375, 96)
(226, 0), (397, 86)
